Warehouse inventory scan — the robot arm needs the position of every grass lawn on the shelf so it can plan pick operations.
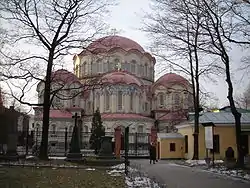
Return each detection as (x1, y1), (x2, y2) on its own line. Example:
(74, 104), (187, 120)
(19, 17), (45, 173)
(0, 166), (125, 188)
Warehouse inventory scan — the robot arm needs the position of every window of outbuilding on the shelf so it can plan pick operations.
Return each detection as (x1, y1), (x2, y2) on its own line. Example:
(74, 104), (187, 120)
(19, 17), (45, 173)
(170, 143), (176, 152)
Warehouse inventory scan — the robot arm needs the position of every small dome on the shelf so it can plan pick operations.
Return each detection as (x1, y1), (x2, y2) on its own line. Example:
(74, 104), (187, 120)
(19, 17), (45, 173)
(154, 73), (189, 88)
(51, 69), (80, 83)
(101, 71), (142, 86)
(86, 35), (145, 53)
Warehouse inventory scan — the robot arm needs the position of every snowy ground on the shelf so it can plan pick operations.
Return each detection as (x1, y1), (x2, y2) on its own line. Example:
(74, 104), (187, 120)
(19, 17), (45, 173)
(184, 160), (250, 181)
(109, 163), (164, 188)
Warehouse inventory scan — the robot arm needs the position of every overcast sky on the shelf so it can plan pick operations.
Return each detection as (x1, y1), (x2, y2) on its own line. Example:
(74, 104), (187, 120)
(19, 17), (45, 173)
(2, 0), (249, 110)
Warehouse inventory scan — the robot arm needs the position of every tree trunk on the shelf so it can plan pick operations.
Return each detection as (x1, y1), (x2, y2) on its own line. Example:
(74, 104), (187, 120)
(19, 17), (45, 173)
(224, 59), (244, 167)
(39, 51), (54, 160)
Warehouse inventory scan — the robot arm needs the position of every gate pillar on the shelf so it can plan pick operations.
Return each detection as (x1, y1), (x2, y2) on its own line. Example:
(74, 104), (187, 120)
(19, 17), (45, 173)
(114, 126), (121, 158)
(150, 126), (157, 145)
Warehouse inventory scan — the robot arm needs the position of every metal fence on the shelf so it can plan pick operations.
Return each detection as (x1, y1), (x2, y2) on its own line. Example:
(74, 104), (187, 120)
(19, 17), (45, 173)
(15, 130), (150, 157)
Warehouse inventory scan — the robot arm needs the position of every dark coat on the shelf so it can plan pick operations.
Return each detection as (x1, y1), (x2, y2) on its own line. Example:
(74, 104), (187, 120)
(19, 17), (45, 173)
(149, 145), (156, 160)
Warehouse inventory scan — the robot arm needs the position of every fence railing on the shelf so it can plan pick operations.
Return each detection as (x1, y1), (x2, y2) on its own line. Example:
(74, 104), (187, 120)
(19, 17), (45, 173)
(13, 130), (150, 157)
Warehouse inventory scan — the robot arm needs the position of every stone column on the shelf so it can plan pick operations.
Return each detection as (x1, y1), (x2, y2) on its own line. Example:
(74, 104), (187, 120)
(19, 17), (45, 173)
(114, 127), (121, 158)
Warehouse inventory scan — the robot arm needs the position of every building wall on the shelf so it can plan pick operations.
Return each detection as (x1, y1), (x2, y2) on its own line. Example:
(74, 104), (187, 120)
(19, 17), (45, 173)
(177, 126), (194, 159)
(159, 138), (184, 159)
(178, 124), (250, 160)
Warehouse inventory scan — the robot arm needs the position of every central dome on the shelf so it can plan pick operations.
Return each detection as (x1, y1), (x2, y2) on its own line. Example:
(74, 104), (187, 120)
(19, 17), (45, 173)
(87, 35), (145, 53)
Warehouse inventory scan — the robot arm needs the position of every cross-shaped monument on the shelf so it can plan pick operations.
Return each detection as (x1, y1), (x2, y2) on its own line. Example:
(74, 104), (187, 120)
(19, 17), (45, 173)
(66, 112), (82, 161)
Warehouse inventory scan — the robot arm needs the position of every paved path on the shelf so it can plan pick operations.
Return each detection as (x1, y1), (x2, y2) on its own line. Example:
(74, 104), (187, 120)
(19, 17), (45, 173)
(131, 160), (250, 188)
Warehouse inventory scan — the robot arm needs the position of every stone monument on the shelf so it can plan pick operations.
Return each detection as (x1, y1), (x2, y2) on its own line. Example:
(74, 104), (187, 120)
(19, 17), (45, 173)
(97, 136), (115, 159)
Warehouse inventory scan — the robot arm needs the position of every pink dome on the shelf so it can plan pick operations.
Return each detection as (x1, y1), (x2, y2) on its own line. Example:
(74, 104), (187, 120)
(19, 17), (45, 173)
(51, 69), (80, 83)
(102, 71), (142, 86)
(86, 35), (145, 53)
(154, 73), (189, 87)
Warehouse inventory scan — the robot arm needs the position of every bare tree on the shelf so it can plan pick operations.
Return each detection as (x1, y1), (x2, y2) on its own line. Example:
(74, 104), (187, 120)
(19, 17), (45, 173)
(195, 0), (247, 166)
(0, 0), (113, 160)
(143, 0), (222, 159)
(236, 83), (250, 109)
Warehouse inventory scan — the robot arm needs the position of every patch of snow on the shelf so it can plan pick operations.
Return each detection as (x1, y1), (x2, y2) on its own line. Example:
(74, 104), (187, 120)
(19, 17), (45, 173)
(208, 167), (250, 181)
(49, 156), (66, 160)
(26, 155), (36, 159)
(52, 167), (57, 170)
(111, 163), (137, 173)
(85, 168), (95, 171)
(126, 176), (161, 188)
(185, 159), (223, 166)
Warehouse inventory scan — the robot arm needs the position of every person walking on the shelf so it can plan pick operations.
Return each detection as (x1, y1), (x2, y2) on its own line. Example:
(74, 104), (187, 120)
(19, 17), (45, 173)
(149, 142), (156, 164)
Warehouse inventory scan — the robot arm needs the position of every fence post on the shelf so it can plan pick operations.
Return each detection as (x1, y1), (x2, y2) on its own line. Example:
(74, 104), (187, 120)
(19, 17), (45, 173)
(25, 126), (29, 156)
(124, 127), (129, 176)
(64, 127), (68, 156)
(36, 128), (38, 152)
(135, 132), (138, 157)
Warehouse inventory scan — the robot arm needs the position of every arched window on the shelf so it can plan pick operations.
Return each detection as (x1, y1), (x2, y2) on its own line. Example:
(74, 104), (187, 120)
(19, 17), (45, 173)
(103, 61), (108, 72)
(51, 124), (56, 135)
(174, 93), (180, 105)
(69, 125), (74, 133)
(83, 61), (87, 74)
(96, 93), (100, 109)
(83, 125), (88, 133)
(96, 59), (101, 73)
(140, 65), (144, 76)
(138, 125), (143, 133)
(124, 61), (130, 71)
(145, 64), (148, 77)
(159, 93), (164, 106)
(105, 91), (110, 110)
(131, 60), (136, 73)
(130, 93), (134, 111)
(118, 90), (123, 110)
(75, 65), (79, 77)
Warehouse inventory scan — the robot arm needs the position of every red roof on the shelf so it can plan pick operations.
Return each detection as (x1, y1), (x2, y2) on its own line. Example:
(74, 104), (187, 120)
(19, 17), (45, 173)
(102, 113), (153, 121)
(86, 35), (145, 53)
(101, 70), (142, 86)
(154, 73), (189, 88)
(36, 109), (73, 119)
(158, 111), (187, 121)
(51, 69), (80, 84)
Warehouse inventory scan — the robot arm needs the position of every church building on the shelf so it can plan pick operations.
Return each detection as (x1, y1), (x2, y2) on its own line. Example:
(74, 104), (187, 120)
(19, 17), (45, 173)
(33, 35), (193, 149)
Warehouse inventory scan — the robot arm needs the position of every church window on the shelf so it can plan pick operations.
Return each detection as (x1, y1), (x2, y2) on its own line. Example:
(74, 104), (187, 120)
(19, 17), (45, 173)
(51, 124), (56, 135)
(159, 94), (164, 106)
(145, 64), (148, 77)
(174, 93), (180, 105)
(138, 125), (143, 133)
(104, 62), (108, 72)
(83, 125), (88, 133)
(130, 93), (134, 111)
(72, 97), (76, 107)
(75, 65), (79, 77)
(125, 61), (130, 71)
(92, 62), (97, 73)
(144, 102), (148, 111)
(96, 93), (100, 109)
(140, 65), (144, 76)
(118, 91), (123, 110)
(105, 91), (110, 110)
(131, 60), (136, 73)
(69, 125), (74, 133)
(83, 61), (87, 74)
